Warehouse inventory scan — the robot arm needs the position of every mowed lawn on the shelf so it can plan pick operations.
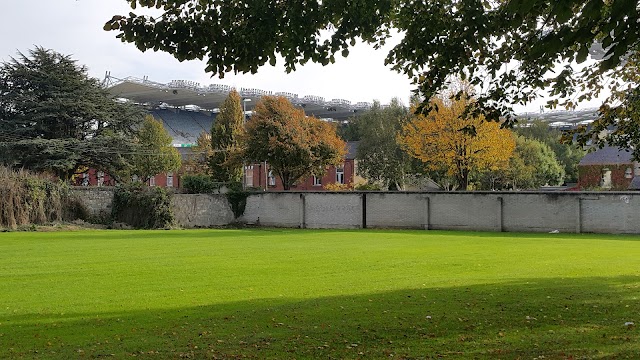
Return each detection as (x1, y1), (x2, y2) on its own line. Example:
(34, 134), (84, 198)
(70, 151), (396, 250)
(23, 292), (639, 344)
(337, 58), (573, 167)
(1, 229), (639, 359)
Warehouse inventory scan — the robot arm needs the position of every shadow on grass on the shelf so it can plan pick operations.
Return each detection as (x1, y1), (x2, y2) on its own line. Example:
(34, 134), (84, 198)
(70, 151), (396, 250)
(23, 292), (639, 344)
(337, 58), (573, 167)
(2, 276), (639, 359)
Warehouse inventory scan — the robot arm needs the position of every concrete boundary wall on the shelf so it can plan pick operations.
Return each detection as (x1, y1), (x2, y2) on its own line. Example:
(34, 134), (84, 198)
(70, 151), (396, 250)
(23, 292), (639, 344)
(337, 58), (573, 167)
(71, 188), (233, 227)
(242, 191), (640, 234)
(72, 187), (640, 233)
(171, 194), (234, 228)
(70, 187), (114, 218)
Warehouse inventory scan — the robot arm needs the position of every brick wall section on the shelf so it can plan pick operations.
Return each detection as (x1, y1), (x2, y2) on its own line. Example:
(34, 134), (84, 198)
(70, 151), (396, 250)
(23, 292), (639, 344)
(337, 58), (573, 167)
(580, 194), (640, 233)
(578, 164), (633, 190)
(248, 160), (356, 191)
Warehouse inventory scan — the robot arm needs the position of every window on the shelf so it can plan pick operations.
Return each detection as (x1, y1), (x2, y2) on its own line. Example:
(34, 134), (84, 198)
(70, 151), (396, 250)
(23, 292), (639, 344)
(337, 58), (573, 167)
(336, 166), (345, 184)
(149, 176), (155, 186)
(268, 170), (276, 186)
(97, 171), (104, 187)
(245, 166), (253, 187)
(313, 176), (322, 186)
(600, 169), (611, 189)
(167, 172), (174, 187)
(625, 167), (633, 179)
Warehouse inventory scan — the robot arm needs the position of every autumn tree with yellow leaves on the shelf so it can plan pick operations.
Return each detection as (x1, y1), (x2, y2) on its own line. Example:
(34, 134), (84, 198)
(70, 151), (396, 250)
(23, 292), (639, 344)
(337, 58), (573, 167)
(398, 94), (515, 190)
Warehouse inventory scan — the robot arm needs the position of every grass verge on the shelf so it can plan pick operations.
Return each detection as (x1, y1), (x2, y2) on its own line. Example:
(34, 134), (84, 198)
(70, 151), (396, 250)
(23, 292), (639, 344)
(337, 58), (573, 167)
(1, 229), (639, 358)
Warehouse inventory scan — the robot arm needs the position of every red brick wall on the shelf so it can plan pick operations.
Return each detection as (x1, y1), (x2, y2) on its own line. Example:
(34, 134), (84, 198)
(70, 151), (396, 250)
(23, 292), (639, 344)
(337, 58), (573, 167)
(74, 169), (181, 188)
(74, 168), (115, 187)
(578, 164), (633, 190)
(149, 172), (180, 188)
(249, 159), (355, 191)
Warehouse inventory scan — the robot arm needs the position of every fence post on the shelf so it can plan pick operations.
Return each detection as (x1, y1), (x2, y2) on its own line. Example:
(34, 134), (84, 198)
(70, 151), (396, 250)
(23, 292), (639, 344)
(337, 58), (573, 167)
(300, 193), (306, 229)
(423, 196), (430, 230)
(576, 197), (582, 234)
(361, 193), (367, 229)
(497, 196), (504, 232)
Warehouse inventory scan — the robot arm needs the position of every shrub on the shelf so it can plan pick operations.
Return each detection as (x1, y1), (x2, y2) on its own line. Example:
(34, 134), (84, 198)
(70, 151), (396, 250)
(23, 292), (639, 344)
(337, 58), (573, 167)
(226, 182), (249, 219)
(354, 183), (383, 191)
(181, 174), (224, 193)
(111, 183), (174, 229)
(0, 167), (81, 229)
(324, 182), (354, 191)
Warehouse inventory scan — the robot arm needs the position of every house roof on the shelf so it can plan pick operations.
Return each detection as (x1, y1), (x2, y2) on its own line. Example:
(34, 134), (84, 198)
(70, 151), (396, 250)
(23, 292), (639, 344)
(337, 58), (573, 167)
(629, 176), (640, 190)
(346, 141), (359, 160)
(579, 146), (634, 166)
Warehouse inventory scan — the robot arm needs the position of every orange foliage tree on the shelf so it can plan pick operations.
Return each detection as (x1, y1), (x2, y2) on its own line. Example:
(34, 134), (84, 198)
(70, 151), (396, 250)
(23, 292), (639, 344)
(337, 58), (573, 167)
(244, 96), (346, 190)
(398, 94), (515, 190)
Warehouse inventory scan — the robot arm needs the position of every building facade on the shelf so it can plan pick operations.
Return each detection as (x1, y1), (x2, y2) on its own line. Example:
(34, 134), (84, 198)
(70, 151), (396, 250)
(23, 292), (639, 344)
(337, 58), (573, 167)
(578, 147), (640, 190)
(244, 142), (360, 191)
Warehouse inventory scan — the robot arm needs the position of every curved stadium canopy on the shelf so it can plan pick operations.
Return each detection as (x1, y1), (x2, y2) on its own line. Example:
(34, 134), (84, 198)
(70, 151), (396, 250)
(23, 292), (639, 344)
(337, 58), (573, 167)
(105, 75), (373, 121)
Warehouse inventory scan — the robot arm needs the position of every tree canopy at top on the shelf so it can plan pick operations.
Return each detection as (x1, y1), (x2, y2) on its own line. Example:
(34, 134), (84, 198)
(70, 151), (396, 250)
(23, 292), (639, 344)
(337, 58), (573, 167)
(106, 1), (638, 122)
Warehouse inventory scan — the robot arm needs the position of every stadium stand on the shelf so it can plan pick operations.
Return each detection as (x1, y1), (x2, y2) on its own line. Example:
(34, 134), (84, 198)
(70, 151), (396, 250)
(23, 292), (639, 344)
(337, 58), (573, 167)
(149, 108), (216, 146)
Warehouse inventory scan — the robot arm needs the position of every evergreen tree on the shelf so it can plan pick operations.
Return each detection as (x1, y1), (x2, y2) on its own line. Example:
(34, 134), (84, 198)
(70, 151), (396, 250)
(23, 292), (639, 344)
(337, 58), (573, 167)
(0, 47), (143, 180)
(210, 90), (244, 183)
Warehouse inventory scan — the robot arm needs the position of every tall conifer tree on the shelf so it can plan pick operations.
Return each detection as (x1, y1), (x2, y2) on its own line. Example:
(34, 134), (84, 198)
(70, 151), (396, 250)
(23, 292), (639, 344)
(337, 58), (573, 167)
(210, 90), (244, 183)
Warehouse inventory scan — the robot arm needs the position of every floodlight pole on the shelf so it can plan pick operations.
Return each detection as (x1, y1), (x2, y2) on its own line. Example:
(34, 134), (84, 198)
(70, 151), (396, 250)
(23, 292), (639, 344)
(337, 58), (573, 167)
(242, 98), (252, 190)
(243, 98), (251, 116)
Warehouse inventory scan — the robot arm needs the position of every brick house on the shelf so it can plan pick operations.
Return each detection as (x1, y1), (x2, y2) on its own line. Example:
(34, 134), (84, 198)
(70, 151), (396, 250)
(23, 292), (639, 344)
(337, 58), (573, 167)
(244, 141), (361, 191)
(75, 141), (360, 191)
(578, 147), (640, 190)
(74, 147), (190, 189)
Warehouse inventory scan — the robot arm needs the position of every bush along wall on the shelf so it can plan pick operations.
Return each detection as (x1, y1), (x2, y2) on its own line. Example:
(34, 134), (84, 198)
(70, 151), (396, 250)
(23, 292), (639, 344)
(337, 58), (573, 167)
(112, 183), (174, 229)
(181, 174), (222, 194)
(226, 182), (249, 219)
(0, 167), (85, 229)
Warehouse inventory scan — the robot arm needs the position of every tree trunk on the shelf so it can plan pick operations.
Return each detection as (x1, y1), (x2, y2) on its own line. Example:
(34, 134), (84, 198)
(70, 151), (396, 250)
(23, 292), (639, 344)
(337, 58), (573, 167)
(456, 169), (469, 191)
(280, 171), (291, 190)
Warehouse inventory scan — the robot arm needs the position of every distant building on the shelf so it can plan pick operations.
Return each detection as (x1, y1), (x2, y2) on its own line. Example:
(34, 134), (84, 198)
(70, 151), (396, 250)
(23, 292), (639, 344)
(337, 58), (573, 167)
(244, 141), (361, 191)
(578, 147), (640, 190)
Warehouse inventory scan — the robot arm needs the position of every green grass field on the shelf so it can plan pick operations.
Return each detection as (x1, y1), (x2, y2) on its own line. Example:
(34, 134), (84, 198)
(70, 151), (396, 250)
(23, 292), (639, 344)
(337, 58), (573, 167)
(1, 229), (639, 359)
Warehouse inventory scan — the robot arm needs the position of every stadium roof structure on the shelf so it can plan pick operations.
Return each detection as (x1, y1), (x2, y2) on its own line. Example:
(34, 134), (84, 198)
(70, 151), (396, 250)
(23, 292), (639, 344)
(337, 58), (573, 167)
(105, 74), (601, 128)
(105, 74), (373, 121)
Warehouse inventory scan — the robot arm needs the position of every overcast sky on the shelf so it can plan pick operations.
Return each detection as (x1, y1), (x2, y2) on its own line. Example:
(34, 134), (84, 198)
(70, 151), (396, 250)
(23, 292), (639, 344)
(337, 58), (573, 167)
(2, 0), (604, 113)
(1, 0), (418, 106)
